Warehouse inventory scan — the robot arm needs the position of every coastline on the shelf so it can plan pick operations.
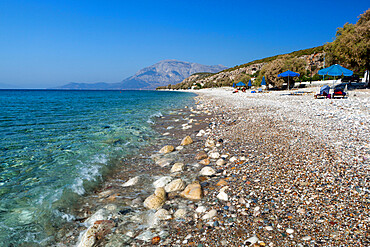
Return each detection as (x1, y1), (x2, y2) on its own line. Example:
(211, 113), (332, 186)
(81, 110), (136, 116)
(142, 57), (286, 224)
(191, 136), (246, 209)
(68, 87), (369, 246)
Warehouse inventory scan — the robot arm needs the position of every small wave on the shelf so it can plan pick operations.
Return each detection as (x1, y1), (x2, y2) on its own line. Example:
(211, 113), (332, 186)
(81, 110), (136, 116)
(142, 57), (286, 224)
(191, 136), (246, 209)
(147, 111), (163, 124)
(54, 210), (76, 222)
(71, 154), (106, 195)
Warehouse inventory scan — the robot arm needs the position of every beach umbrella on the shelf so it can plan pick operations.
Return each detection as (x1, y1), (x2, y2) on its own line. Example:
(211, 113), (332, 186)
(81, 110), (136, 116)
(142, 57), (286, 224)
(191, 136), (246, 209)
(278, 70), (300, 90)
(235, 81), (246, 87)
(248, 79), (252, 87)
(261, 76), (266, 86)
(318, 64), (353, 85)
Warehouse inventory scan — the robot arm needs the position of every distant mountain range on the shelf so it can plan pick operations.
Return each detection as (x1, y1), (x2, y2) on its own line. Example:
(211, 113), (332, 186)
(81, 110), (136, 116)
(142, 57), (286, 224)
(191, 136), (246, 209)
(55, 60), (227, 90)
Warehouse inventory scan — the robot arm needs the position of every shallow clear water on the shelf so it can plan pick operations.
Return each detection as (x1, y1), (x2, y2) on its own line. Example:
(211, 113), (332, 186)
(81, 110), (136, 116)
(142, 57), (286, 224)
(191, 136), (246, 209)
(0, 90), (194, 245)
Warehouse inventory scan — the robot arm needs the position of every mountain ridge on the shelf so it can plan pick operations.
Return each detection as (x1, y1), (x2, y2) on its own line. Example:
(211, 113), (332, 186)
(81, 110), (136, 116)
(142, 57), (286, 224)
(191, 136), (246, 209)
(55, 60), (227, 90)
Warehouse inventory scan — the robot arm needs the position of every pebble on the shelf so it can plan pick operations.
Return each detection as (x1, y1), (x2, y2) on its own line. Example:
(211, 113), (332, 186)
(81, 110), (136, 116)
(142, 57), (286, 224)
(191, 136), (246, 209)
(199, 166), (216, 176)
(170, 163), (185, 173)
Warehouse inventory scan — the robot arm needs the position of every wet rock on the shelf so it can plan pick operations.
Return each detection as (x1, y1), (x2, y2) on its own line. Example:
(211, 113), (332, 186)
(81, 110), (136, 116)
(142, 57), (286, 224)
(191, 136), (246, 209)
(164, 178), (186, 193)
(195, 151), (208, 160)
(85, 209), (109, 227)
(77, 220), (115, 247)
(143, 187), (166, 210)
(153, 176), (172, 188)
(155, 209), (171, 220)
(180, 182), (203, 200)
(181, 136), (193, 146)
(170, 163), (185, 173)
(199, 166), (216, 176)
(156, 157), (173, 167)
(122, 176), (139, 187)
(159, 145), (175, 154)
(136, 230), (156, 242)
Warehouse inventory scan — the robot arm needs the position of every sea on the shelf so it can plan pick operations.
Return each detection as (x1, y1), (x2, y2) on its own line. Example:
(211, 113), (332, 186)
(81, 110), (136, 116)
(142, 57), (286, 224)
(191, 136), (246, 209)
(0, 89), (195, 246)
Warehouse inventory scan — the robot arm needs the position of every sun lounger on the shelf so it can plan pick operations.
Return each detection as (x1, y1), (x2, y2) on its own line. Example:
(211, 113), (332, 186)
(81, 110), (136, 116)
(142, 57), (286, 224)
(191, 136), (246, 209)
(332, 89), (347, 99)
(315, 85), (331, 99)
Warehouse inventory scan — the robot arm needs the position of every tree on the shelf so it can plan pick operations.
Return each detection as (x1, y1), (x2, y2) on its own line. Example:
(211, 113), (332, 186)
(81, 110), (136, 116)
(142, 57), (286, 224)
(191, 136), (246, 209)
(258, 56), (306, 88)
(326, 9), (370, 82)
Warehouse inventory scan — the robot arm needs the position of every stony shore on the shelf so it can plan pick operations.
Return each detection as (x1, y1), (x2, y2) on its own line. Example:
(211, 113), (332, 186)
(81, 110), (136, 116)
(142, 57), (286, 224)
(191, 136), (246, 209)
(71, 87), (369, 247)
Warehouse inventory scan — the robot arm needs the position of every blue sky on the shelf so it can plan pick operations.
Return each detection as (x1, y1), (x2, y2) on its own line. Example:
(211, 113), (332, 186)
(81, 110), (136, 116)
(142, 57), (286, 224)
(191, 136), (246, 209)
(0, 0), (368, 88)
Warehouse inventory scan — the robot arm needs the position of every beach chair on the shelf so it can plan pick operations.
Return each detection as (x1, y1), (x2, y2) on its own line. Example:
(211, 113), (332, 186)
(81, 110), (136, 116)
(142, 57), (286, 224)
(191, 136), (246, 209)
(315, 85), (331, 99)
(332, 88), (347, 99)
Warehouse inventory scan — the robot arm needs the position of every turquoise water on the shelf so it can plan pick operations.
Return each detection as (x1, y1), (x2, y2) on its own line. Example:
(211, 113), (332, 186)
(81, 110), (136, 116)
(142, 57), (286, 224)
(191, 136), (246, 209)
(0, 90), (194, 245)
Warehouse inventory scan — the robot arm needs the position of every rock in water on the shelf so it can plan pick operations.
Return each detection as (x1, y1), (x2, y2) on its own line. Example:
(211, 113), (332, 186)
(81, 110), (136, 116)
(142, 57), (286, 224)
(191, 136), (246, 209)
(180, 136), (193, 145)
(77, 220), (115, 247)
(122, 176), (139, 187)
(143, 187), (166, 209)
(199, 166), (216, 176)
(156, 157), (173, 167)
(180, 182), (203, 200)
(165, 178), (186, 192)
(153, 176), (172, 188)
(159, 145), (175, 154)
(155, 209), (171, 220)
(170, 163), (184, 173)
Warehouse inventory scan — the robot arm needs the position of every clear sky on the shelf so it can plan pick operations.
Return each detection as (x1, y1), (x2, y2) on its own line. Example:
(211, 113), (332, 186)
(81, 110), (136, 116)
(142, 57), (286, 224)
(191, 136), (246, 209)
(0, 0), (368, 88)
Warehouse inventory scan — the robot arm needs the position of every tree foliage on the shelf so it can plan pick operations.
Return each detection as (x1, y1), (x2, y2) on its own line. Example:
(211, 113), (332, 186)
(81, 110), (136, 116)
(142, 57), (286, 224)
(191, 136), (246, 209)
(326, 9), (370, 74)
(257, 56), (306, 88)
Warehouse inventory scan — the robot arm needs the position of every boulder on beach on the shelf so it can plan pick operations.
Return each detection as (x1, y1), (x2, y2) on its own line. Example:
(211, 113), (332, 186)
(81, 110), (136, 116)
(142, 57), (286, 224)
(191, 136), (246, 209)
(180, 182), (203, 200)
(143, 187), (166, 210)
(180, 136), (193, 146)
(164, 178), (186, 192)
(159, 145), (175, 154)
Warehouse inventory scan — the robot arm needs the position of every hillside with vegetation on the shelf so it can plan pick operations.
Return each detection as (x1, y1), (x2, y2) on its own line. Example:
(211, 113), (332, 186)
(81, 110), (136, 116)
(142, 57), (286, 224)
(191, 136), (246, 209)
(161, 9), (369, 90)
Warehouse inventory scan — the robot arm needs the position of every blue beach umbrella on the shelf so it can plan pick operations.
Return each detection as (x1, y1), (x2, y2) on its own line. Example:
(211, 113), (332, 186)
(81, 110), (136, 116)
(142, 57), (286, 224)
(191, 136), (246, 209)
(318, 64), (353, 77)
(261, 76), (266, 86)
(318, 64), (353, 85)
(278, 70), (300, 90)
(236, 81), (246, 87)
(248, 79), (252, 87)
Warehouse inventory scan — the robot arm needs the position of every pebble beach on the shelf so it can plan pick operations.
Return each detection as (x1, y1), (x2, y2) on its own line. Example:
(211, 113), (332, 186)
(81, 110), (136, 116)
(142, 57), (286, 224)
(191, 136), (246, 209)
(71, 87), (369, 247)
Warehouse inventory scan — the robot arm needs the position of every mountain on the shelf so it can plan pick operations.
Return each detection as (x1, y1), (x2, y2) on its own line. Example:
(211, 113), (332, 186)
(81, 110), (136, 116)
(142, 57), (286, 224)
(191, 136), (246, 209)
(55, 60), (227, 90)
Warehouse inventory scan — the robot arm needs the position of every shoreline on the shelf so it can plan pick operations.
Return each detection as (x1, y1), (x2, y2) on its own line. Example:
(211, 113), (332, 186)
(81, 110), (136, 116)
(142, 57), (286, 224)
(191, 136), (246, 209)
(66, 88), (369, 246)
